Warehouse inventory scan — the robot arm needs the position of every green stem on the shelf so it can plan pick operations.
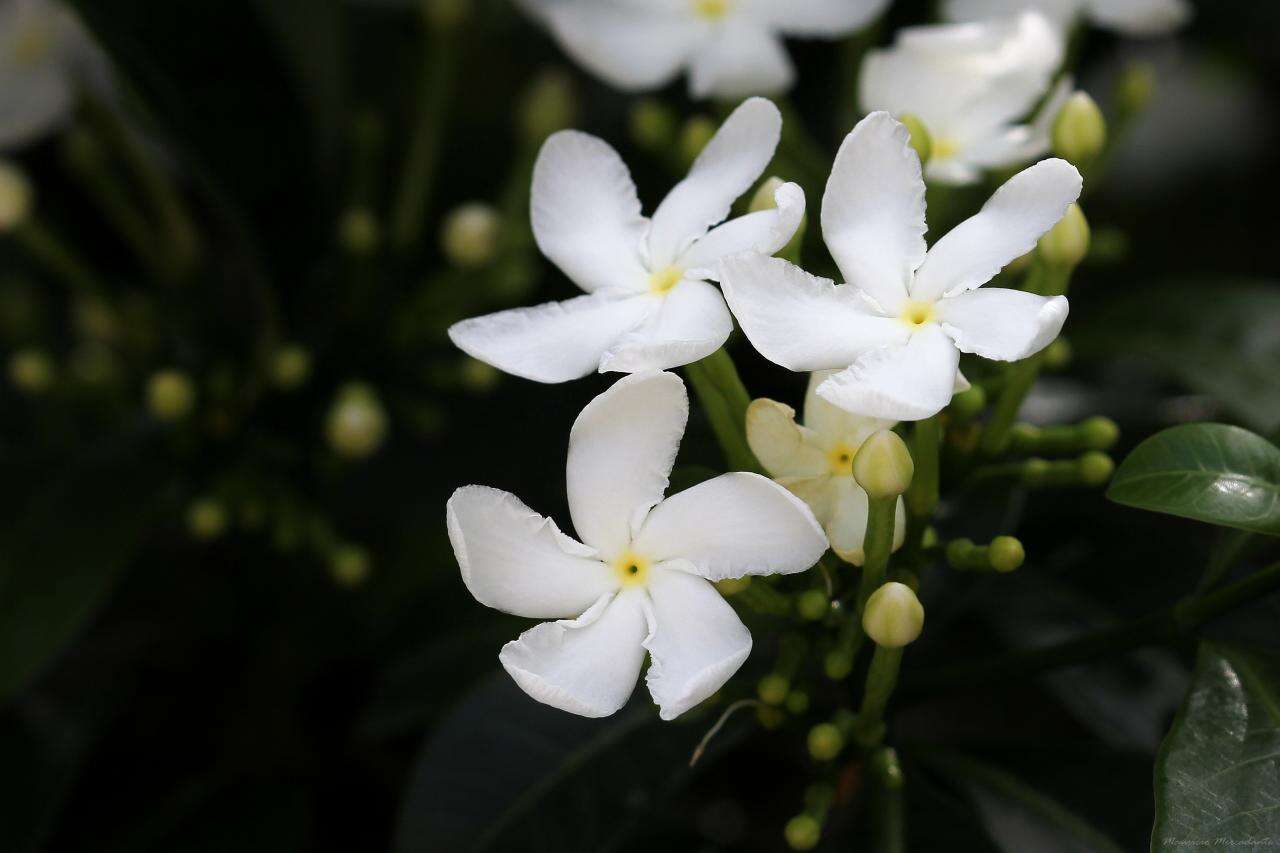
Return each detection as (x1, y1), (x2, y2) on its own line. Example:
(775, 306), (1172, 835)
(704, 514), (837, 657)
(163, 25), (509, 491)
(906, 417), (940, 520)
(12, 219), (103, 297)
(855, 645), (903, 746)
(682, 348), (759, 473)
(857, 496), (897, 614)
(870, 747), (906, 853)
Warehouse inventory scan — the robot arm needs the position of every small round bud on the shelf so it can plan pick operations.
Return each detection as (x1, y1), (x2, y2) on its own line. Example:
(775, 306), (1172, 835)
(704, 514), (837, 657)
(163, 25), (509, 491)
(756, 704), (784, 729)
(1052, 92), (1106, 166)
(1116, 61), (1155, 116)
(946, 538), (975, 568)
(862, 582), (924, 648)
(749, 176), (787, 214)
(897, 113), (933, 164)
(853, 430), (914, 498)
(1009, 422), (1042, 450)
(950, 386), (986, 421)
(824, 650), (854, 681)
(715, 576), (751, 596)
(338, 207), (381, 255)
(1005, 250), (1034, 275)
(678, 116), (716, 167)
(271, 344), (312, 390)
(1022, 457), (1051, 486)
(757, 673), (789, 706)
(326, 382), (388, 459)
(520, 70), (576, 143)
(807, 723), (844, 762)
(629, 98), (676, 151)
(187, 498), (228, 541)
(0, 161), (33, 231)
(1042, 337), (1073, 370)
(421, 0), (466, 31)
(1079, 451), (1115, 486)
(1038, 203), (1090, 268)
(8, 348), (54, 393)
(796, 589), (829, 622)
(784, 815), (822, 851)
(785, 691), (810, 715)
(72, 298), (119, 343)
(147, 369), (196, 421)
(440, 202), (501, 269)
(989, 536), (1025, 573)
(330, 545), (372, 588)
(1080, 416), (1119, 450)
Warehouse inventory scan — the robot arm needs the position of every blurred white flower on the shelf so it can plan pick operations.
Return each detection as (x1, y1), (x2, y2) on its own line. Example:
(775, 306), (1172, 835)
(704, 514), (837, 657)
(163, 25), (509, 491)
(516, 0), (888, 100)
(720, 112), (1080, 422)
(446, 371), (827, 719)
(860, 12), (1070, 185)
(449, 97), (804, 382)
(944, 0), (1191, 38)
(0, 0), (108, 150)
(746, 372), (906, 565)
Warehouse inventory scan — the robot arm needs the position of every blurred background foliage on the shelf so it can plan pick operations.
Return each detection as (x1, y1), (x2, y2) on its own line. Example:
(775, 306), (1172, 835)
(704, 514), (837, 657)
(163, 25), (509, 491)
(1, 0), (1279, 850)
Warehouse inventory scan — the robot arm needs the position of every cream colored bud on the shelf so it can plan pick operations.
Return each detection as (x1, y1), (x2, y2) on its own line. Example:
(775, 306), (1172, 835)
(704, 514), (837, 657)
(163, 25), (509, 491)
(862, 582), (924, 648)
(1038, 203), (1090, 268)
(0, 161), (33, 232)
(147, 369), (196, 421)
(271, 344), (312, 390)
(326, 382), (388, 459)
(441, 202), (501, 269)
(1052, 92), (1107, 166)
(852, 430), (914, 498)
(784, 815), (821, 851)
(897, 113), (933, 165)
(8, 348), (54, 393)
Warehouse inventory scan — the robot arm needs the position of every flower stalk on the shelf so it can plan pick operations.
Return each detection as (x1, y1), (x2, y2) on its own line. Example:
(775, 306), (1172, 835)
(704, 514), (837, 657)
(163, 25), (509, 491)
(683, 348), (760, 473)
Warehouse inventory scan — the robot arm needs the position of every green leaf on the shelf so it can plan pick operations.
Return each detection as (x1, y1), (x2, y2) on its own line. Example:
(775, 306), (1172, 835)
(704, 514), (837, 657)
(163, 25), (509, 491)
(1152, 643), (1280, 850)
(1108, 423), (1280, 536)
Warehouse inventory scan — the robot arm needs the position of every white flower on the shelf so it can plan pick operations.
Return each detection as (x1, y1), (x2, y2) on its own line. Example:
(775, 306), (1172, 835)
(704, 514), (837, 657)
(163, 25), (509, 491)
(746, 371), (906, 565)
(449, 97), (804, 383)
(516, 0), (888, 100)
(944, 0), (1191, 38)
(860, 12), (1071, 185)
(446, 371), (828, 719)
(0, 0), (106, 150)
(720, 111), (1081, 422)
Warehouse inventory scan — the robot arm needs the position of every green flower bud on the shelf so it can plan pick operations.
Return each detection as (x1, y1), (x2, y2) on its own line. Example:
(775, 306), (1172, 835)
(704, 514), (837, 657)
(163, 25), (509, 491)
(824, 649), (854, 681)
(785, 691), (810, 715)
(807, 723), (844, 762)
(629, 98), (676, 152)
(1021, 457), (1051, 486)
(8, 348), (54, 394)
(897, 113), (933, 165)
(187, 498), (228, 541)
(271, 344), (312, 390)
(520, 70), (576, 143)
(678, 116), (716, 168)
(715, 576), (752, 596)
(862, 582), (924, 648)
(1038, 203), (1090, 269)
(756, 704), (785, 729)
(338, 207), (381, 255)
(1042, 337), (1073, 370)
(1116, 61), (1155, 117)
(989, 536), (1025, 573)
(784, 814), (822, 851)
(330, 544), (372, 588)
(1052, 92), (1107, 166)
(1079, 451), (1115, 486)
(0, 161), (33, 232)
(1080, 416), (1120, 450)
(440, 202), (501, 269)
(147, 369), (196, 422)
(749, 176), (787, 214)
(757, 673), (790, 706)
(1005, 250), (1034, 275)
(853, 430), (914, 498)
(326, 382), (388, 459)
(949, 386), (987, 422)
(796, 589), (829, 622)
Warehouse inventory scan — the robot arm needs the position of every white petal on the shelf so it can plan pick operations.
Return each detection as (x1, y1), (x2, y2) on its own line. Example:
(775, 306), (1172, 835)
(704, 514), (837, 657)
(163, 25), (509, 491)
(754, 0), (890, 36)
(822, 112), (926, 314)
(823, 477), (907, 564)
(446, 486), (616, 619)
(912, 158), (1082, 302)
(566, 371), (688, 560)
(745, 398), (829, 478)
(648, 97), (782, 268)
(642, 568), (751, 721)
(943, 0), (1080, 33)
(0, 65), (73, 150)
(500, 591), (648, 718)
(719, 253), (910, 372)
(531, 130), (650, 294)
(599, 280), (733, 374)
(520, 0), (700, 92)
(633, 472), (828, 580)
(802, 370), (896, 444)
(939, 288), (1068, 361)
(817, 324), (960, 421)
(448, 292), (652, 383)
(687, 20), (794, 101)
(680, 181), (805, 278)
(1085, 0), (1191, 36)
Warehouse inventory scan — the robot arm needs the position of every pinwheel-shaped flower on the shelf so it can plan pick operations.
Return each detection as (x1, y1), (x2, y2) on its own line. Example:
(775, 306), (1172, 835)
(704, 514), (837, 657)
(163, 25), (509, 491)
(860, 12), (1071, 185)
(446, 371), (827, 719)
(449, 97), (803, 383)
(944, 0), (1191, 38)
(516, 0), (888, 100)
(720, 112), (1081, 422)
(747, 371), (906, 565)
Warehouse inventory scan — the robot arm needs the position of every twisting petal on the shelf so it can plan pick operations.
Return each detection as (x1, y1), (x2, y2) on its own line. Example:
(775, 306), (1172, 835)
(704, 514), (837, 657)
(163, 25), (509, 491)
(446, 486), (616, 619)
(745, 399), (829, 479)
(633, 472), (828, 580)
(719, 253), (910, 373)
(448, 292), (652, 383)
(500, 590), (649, 718)
(752, 0), (890, 36)
(642, 567), (752, 721)
(912, 158), (1082, 302)
(822, 112), (927, 313)
(687, 20), (794, 101)
(938, 288), (1069, 361)
(531, 130), (651, 294)
(680, 182), (806, 278)
(598, 280), (733, 374)
(816, 325), (960, 421)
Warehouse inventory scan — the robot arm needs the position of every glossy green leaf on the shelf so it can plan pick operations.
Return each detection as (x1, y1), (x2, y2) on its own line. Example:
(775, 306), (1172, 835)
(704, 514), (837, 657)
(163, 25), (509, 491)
(1153, 643), (1280, 850)
(1108, 423), (1280, 536)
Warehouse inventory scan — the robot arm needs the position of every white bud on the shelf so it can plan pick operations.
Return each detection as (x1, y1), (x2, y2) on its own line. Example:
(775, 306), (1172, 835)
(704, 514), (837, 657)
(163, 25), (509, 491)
(326, 382), (388, 458)
(853, 430), (914, 498)
(1038, 203), (1090, 268)
(862, 582), (924, 648)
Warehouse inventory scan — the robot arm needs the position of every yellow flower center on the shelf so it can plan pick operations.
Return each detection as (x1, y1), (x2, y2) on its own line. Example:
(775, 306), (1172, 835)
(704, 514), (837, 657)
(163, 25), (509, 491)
(648, 266), (684, 295)
(899, 300), (936, 329)
(613, 553), (652, 588)
(693, 0), (731, 20)
(932, 137), (959, 162)
(828, 442), (858, 476)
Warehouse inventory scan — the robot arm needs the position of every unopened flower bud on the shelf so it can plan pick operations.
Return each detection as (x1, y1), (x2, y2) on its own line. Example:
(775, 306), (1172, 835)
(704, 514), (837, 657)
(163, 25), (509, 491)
(757, 673), (790, 706)
(785, 691), (810, 715)
(749, 176), (787, 214)
(756, 704), (785, 729)
(338, 207), (381, 255)
(796, 589), (829, 621)
(187, 498), (228, 541)
(271, 344), (312, 390)
(520, 70), (576, 143)
(330, 544), (372, 587)
(147, 369), (196, 421)
(1038, 203), (1090, 268)
(678, 116), (716, 168)
(441, 202), (500, 269)
(784, 814), (821, 851)
(1116, 61), (1155, 117)
(1080, 416), (1120, 450)
(1005, 250), (1034, 275)
(824, 650), (854, 681)
(807, 723), (844, 762)
(8, 348), (54, 393)
(629, 98), (676, 152)
(853, 430), (914, 498)
(1042, 337), (1073, 370)
(0, 161), (33, 232)
(897, 113), (932, 165)
(862, 582), (924, 648)
(1079, 451), (1115, 486)
(1052, 92), (1106, 166)
(988, 536), (1025, 573)
(950, 386), (986, 422)
(326, 382), (388, 458)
